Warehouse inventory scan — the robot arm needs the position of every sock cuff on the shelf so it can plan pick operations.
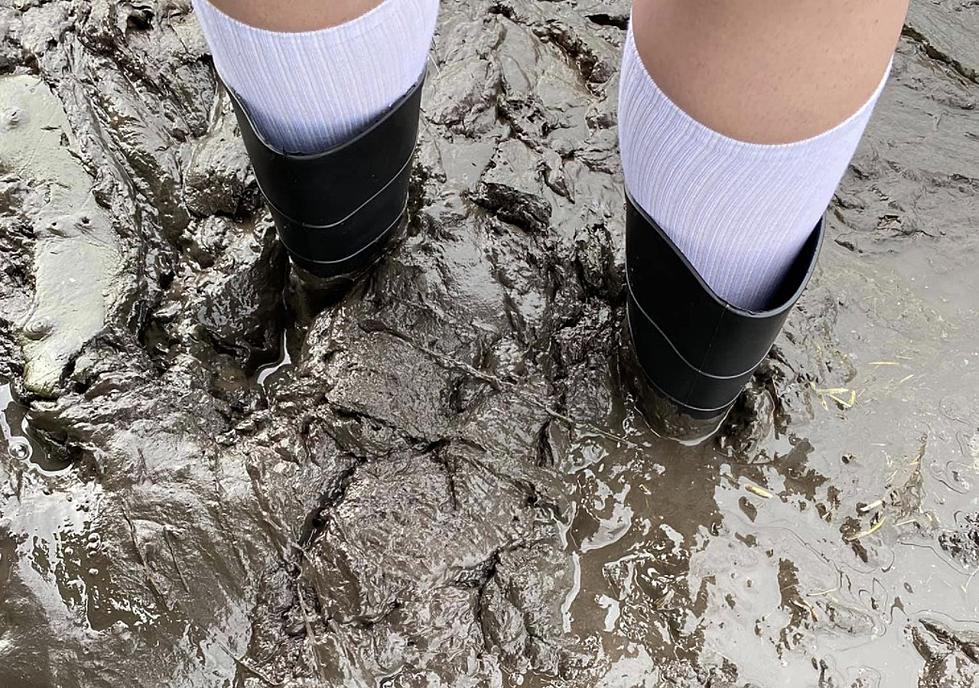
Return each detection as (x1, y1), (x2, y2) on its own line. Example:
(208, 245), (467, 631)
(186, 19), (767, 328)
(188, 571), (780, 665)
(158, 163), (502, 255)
(194, 0), (438, 44)
(621, 26), (891, 158)
(617, 23), (889, 309)
(193, 0), (438, 153)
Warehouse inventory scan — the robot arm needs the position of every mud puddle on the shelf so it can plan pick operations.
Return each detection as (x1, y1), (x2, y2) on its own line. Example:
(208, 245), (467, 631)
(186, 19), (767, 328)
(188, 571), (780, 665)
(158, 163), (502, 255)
(1, 0), (977, 686)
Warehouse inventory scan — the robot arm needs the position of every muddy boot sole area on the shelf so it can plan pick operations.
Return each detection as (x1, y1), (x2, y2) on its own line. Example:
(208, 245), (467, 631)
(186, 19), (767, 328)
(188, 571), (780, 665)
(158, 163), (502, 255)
(1, 2), (978, 687)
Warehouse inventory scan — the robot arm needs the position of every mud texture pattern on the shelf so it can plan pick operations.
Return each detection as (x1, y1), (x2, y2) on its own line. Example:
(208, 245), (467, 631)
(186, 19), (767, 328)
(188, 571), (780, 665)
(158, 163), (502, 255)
(1, 1), (978, 687)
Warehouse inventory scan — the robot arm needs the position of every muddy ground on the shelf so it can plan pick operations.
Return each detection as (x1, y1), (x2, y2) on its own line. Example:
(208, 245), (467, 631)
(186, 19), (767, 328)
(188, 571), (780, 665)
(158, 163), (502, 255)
(1, 1), (977, 686)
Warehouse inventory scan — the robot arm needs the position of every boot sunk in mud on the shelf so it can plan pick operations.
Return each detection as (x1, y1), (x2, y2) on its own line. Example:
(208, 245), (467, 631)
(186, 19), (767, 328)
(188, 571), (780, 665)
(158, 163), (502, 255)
(226, 72), (425, 287)
(615, 0), (901, 444)
(622, 191), (824, 444)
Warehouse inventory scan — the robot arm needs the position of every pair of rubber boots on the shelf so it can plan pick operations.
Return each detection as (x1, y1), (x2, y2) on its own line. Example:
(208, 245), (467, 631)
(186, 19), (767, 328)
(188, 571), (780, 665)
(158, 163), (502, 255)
(228, 73), (824, 444)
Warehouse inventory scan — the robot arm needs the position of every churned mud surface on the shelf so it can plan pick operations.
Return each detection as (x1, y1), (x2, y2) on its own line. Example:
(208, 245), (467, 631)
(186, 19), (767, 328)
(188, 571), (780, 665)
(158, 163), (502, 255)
(1, 1), (977, 686)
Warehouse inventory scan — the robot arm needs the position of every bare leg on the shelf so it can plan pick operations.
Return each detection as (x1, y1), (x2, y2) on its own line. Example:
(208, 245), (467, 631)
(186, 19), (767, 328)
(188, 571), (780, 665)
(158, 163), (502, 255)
(631, 0), (909, 144)
(208, 0), (384, 31)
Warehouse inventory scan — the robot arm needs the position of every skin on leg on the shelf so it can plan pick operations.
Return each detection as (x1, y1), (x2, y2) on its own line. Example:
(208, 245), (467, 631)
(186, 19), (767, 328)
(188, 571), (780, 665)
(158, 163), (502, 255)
(208, 0), (385, 31)
(631, 0), (909, 144)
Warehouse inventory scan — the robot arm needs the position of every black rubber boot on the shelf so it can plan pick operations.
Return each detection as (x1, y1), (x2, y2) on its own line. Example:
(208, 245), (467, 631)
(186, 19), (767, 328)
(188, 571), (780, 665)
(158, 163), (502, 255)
(226, 72), (425, 284)
(624, 190), (824, 443)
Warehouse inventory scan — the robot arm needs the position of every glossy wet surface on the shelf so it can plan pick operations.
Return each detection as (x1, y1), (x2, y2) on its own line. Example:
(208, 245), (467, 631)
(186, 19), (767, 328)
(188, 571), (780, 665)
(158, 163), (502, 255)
(1, 1), (977, 686)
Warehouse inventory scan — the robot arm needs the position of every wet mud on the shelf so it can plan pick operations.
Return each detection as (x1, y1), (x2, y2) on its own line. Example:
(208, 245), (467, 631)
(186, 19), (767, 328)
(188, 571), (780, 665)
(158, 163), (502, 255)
(1, 1), (977, 686)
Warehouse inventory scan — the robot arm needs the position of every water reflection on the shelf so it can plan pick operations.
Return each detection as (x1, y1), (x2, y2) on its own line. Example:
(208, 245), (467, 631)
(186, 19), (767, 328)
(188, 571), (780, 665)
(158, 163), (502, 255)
(1, 381), (63, 474)
(534, 358), (979, 686)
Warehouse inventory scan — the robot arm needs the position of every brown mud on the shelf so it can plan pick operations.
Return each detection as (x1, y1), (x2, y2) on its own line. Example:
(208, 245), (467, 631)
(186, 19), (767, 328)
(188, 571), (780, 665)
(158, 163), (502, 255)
(1, 1), (977, 686)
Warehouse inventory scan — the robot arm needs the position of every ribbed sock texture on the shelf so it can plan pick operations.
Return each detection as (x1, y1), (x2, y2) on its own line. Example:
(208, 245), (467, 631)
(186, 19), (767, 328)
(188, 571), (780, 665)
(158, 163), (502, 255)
(193, 0), (438, 154)
(618, 27), (888, 310)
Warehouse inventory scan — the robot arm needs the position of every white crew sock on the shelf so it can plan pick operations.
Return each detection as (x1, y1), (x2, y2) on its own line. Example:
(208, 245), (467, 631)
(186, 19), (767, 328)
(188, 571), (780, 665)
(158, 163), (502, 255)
(192, 0), (439, 154)
(618, 27), (889, 311)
